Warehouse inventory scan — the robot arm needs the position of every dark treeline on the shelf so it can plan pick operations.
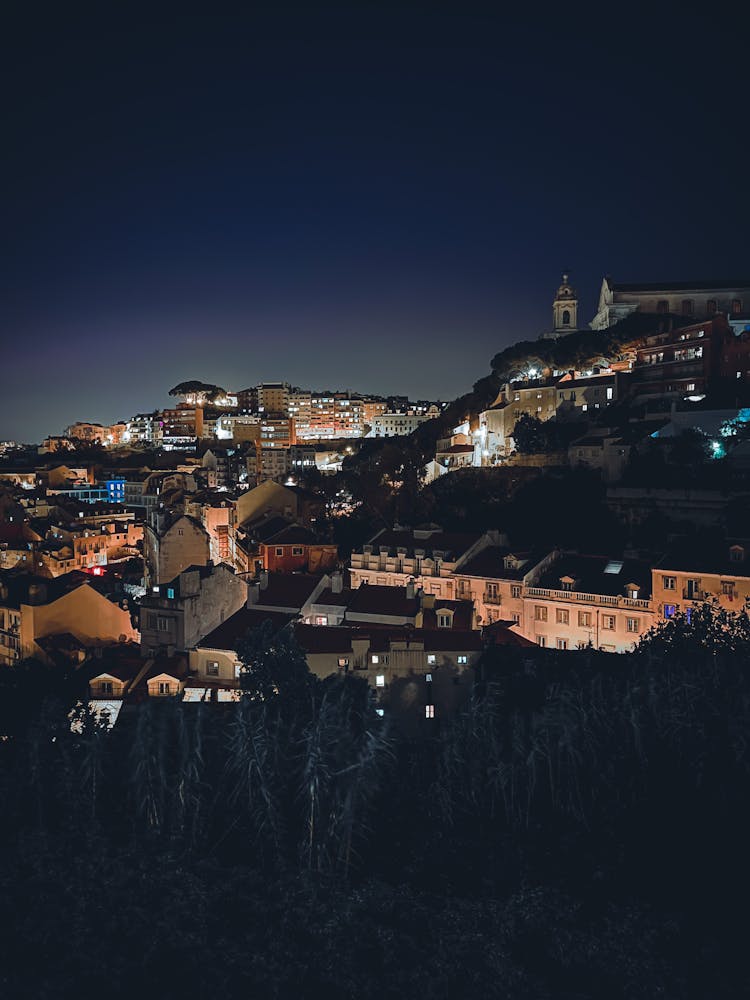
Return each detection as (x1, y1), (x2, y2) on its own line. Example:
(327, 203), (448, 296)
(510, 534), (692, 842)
(2, 607), (750, 997)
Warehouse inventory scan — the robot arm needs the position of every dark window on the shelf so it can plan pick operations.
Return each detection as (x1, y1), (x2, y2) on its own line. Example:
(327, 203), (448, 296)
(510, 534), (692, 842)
(732, 299), (743, 315)
(682, 299), (694, 316)
(562, 309), (571, 325)
(657, 300), (669, 313)
(707, 299), (717, 314)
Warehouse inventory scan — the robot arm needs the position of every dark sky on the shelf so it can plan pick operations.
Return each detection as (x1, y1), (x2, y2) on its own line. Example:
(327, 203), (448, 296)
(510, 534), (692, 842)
(3, 4), (748, 443)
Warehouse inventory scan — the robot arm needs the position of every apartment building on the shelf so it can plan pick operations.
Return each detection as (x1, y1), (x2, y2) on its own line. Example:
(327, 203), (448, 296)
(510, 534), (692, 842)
(0, 573), (137, 666)
(652, 539), (750, 622)
(452, 543), (556, 630)
(349, 526), (490, 597)
(522, 553), (655, 652)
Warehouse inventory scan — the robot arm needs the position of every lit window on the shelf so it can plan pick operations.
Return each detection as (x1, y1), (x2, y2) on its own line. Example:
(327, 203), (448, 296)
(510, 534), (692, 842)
(626, 617), (640, 633)
(721, 581), (735, 596)
(457, 655), (468, 664)
(602, 615), (616, 630)
(371, 655), (379, 664)
(315, 615), (328, 626)
(606, 387), (613, 400)
(427, 654), (436, 665)
(337, 657), (349, 668)
(578, 611), (592, 627)
(166, 587), (175, 599)
(425, 705), (435, 719)
(207, 660), (219, 676)
(663, 604), (676, 619)
(536, 636), (546, 647)
(511, 585), (521, 598)
(437, 613), (451, 628)
(425, 673), (432, 682)
(376, 674), (385, 687)
(376, 708), (384, 717)
(556, 609), (569, 625)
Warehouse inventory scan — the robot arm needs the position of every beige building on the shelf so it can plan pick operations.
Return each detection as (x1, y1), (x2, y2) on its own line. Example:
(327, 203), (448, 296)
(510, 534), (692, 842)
(349, 526), (492, 598)
(144, 512), (210, 587)
(0, 575), (137, 666)
(568, 430), (632, 483)
(479, 377), (558, 457)
(590, 277), (750, 331)
(452, 544), (557, 630)
(651, 540), (750, 624)
(257, 382), (291, 415)
(139, 563), (248, 657)
(190, 614), (483, 696)
(521, 553), (655, 652)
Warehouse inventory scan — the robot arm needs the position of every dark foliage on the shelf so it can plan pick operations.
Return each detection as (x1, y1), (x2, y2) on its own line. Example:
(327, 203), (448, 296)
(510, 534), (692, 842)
(2, 610), (750, 996)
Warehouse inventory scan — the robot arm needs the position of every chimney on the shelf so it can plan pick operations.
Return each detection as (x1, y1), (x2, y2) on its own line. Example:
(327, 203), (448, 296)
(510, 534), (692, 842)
(259, 570), (269, 591)
(406, 578), (415, 600)
(331, 570), (343, 594)
(247, 583), (259, 606)
(27, 583), (48, 606)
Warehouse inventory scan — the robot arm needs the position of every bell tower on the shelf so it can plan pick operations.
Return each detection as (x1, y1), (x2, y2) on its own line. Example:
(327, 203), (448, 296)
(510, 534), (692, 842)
(552, 272), (578, 333)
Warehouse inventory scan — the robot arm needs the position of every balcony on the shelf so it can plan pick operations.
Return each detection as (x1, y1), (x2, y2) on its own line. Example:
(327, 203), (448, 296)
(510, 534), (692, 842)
(483, 591), (502, 605)
(525, 587), (651, 611)
(682, 588), (705, 601)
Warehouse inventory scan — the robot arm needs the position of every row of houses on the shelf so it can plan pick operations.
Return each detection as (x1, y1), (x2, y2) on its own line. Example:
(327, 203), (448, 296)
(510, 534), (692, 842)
(348, 525), (750, 651)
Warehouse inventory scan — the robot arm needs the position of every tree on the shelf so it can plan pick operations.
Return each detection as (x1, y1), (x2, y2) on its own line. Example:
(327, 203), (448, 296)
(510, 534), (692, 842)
(236, 621), (313, 704)
(511, 413), (551, 454)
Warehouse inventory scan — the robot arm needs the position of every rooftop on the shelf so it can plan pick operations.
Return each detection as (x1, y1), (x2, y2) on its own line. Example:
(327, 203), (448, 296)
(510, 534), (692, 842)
(535, 554), (653, 599)
(199, 607), (295, 649)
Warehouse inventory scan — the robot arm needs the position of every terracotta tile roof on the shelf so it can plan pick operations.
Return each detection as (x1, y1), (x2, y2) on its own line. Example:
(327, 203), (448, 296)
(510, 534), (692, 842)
(254, 573), (324, 610)
(294, 624), (354, 654)
(199, 607), (295, 649)
(346, 584), (419, 617)
(312, 587), (353, 607)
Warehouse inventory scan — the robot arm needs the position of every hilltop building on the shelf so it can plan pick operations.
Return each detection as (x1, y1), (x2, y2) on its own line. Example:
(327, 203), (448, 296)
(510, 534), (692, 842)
(590, 277), (750, 331)
(540, 273), (580, 340)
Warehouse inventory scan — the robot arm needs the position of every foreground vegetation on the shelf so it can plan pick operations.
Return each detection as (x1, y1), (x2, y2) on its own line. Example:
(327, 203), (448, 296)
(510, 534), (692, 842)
(1, 607), (750, 997)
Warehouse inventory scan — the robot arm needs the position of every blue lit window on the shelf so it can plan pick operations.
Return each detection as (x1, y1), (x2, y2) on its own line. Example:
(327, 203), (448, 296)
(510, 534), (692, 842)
(664, 604), (676, 619)
(685, 607), (693, 624)
(167, 588), (175, 599)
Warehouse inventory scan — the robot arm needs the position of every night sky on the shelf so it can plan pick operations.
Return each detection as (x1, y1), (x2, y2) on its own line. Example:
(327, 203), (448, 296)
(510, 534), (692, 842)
(3, 5), (748, 443)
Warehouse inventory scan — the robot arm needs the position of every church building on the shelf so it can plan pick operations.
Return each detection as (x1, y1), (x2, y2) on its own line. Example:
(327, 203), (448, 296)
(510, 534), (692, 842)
(541, 273), (579, 339)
